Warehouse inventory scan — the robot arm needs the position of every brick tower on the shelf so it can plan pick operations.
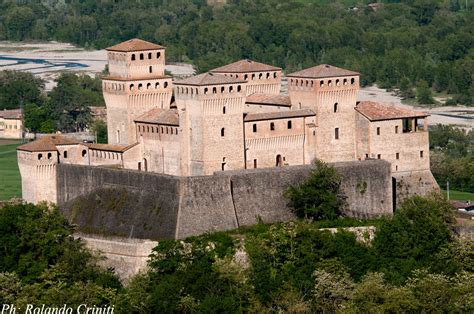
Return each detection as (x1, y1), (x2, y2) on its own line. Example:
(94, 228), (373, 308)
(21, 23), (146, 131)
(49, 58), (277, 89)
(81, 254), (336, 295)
(287, 64), (360, 162)
(103, 39), (173, 145)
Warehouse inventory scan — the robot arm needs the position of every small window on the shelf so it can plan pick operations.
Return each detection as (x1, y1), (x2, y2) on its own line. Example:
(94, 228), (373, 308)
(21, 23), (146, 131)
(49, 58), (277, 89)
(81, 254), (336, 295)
(253, 159), (257, 168)
(395, 126), (399, 134)
(420, 151), (424, 158)
(147, 83), (151, 89)
(377, 154), (381, 159)
(223, 106), (226, 114)
(213, 87), (217, 94)
(396, 153), (399, 160)
(221, 128), (225, 137)
(335, 128), (339, 139)
(140, 53), (144, 60)
(164, 82), (168, 88)
(64, 151), (68, 158)
(229, 86), (234, 93)
(148, 52), (152, 59)
(253, 124), (257, 132)
(131, 54), (136, 61)
(270, 122), (275, 131)
(320, 80), (324, 87)
(204, 88), (208, 94)
(82, 150), (87, 157)
(351, 78), (355, 84)
(221, 86), (225, 93)
(287, 120), (292, 129)
(149, 66), (152, 73)
(237, 85), (241, 92)
(334, 103), (338, 113)
(157, 52), (161, 59)
(365, 153), (369, 159)
(274, 72), (277, 78)
(38, 153), (43, 160)
(377, 127), (380, 135)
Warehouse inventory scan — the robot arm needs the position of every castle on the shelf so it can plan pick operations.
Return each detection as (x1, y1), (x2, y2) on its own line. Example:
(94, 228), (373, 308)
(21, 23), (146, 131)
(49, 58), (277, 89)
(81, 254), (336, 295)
(17, 39), (435, 205)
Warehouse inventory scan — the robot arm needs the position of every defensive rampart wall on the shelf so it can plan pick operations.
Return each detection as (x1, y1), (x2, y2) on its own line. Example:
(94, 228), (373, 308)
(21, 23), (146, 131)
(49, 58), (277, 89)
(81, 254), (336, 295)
(57, 160), (393, 240)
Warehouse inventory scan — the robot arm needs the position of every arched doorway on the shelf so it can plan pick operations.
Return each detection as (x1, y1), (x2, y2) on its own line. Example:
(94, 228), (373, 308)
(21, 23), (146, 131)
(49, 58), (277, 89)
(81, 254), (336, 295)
(143, 158), (148, 172)
(276, 154), (282, 167)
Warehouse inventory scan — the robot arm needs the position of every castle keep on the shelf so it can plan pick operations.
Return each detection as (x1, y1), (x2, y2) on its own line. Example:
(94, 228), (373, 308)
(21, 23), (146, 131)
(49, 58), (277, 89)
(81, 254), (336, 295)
(17, 38), (437, 209)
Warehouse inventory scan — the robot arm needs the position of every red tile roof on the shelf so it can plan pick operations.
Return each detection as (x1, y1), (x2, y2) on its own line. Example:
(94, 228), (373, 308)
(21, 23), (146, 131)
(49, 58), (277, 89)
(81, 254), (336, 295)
(17, 135), (78, 152)
(106, 39), (165, 52)
(287, 64), (359, 78)
(0, 109), (22, 119)
(355, 101), (428, 121)
(134, 108), (179, 126)
(175, 72), (246, 86)
(246, 93), (291, 107)
(211, 59), (281, 73)
(85, 143), (138, 153)
(244, 109), (315, 122)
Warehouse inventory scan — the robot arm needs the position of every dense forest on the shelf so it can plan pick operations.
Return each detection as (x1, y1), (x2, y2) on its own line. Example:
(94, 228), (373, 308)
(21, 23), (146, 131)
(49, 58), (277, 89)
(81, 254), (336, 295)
(0, 0), (473, 105)
(1, 195), (473, 312)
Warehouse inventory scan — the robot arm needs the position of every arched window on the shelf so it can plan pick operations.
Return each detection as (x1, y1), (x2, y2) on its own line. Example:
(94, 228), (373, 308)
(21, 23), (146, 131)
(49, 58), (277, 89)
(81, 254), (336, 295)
(138, 83), (143, 91)
(63, 151), (68, 158)
(334, 103), (338, 113)
(274, 72), (277, 78)
(164, 82), (168, 88)
(82, 150), (87, 157)
(221, 128), (225, 137)
(270, 122), (275, 131)
(244, 74), (248, 80)
(223, 106), (226, 114)
(147, 83), (151, 89)
(252, 73), (255, 80)
(237, 85), (242, 92)
(130, 84), (134, 91)
(221, 86), (225, 93)
(287, 120), (292, 129)
(38, 153), (43, 160)
(166, 127), (169, 134)
(351, 78), (355, 85)
(213, 87), (217, 94)
(204, 87), (208, 94)
(148, 52), (152, 59)
(229, 86), (234, 93)
(276, 154), (282, 167)
(157, 52), (161, 59)
(155, 82), (159, 88)
(259, 73), (263, 79)
(131, 54), (136, 61)
(343, 78), (348, 85)
(336, 79), (340, 86)
(320, 80), (324, 87)
(149, 66), (153, 73)
(266, 72), (270, 79)
(140, 53), (144, 60)
(328, 80), (333, 87)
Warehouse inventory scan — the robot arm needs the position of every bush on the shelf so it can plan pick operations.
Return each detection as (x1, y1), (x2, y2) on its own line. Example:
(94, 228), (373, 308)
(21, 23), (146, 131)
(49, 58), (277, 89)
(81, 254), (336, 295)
(284, 160), (346, 220)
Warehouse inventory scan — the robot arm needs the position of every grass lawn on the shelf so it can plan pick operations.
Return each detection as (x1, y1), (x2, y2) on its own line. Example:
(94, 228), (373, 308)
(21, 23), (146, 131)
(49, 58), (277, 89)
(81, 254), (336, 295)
(442, 190), (474, 202)
(0, 140), (22, 200)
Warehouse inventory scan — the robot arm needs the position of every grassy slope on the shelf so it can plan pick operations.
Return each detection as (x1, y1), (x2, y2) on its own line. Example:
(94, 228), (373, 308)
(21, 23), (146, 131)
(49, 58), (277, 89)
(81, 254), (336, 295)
(0, 141), (21, 200)
(442, 190), (474, 202)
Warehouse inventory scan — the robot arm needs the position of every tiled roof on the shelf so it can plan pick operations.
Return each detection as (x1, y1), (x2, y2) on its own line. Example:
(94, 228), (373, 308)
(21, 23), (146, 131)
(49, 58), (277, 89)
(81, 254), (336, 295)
(355, 101), (428, 121)
(106, 38), (165, 52)
(85, 143), (137, 153)
(287, 64), (359, 78)
(134, 108), (179, 126)
(175, 72), (246, 86)
(246, 93), (291, 107)
(244, 109), (315, 122)
(0, 108), (22, 119)
(17, 135), (78, 152)
(210, 59), (281, 73)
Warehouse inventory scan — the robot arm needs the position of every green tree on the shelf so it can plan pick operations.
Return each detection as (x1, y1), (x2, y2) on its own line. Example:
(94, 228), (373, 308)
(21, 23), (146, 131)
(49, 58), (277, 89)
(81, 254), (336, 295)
(0, 71), (45, 110)
(91, 120), (108, 144)
(284, 160), (346, 220)
(416, 80), (435, 104)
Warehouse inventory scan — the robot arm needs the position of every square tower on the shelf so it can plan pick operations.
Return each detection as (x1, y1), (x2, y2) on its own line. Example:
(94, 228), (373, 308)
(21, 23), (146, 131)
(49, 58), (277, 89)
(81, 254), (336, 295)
(174, 73), (248, 176)
(287, 64), (360, 162)
(103, 39), (173, 145)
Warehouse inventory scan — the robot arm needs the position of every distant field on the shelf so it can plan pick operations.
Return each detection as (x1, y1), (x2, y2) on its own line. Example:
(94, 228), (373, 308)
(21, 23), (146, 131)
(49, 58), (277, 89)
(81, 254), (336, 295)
(0, 140), (21, 200)
(443, 190), (474, 202)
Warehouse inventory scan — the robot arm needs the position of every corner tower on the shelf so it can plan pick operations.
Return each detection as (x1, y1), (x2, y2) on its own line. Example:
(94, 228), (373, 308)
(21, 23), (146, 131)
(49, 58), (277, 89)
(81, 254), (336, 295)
(287, 64), (359, 162)
(174, 73), (247, 176)
(103, 39), (173, 145)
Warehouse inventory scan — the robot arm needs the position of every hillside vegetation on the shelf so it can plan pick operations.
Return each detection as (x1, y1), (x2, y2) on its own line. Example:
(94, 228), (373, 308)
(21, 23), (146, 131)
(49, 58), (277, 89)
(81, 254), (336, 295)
(0, 0), (472, 105)
(1, 195), (473, 312)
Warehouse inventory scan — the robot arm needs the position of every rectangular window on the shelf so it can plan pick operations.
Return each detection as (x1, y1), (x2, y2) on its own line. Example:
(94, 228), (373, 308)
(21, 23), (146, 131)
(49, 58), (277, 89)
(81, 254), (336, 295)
(270, 122), (275, 131)
(377, 127), (380, 135)
(254, 159), (257, 168)
(365, 153), (369, 159)
(253, 124), (257, 132)
(377, 154), (381, 159)
(335, 128), (339, 140)
(395, 126), (399, 134)
(420, 151), (424, 158)
(396, 153), (399, 160)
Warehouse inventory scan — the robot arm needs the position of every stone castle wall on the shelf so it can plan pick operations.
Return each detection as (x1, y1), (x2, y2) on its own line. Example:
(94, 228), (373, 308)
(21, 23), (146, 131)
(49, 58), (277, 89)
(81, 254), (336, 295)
(57, 159), (394, 240)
